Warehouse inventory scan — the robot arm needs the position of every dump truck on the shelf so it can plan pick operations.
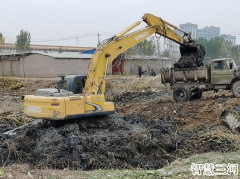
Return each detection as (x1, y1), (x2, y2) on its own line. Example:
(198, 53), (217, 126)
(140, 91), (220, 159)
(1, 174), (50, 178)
(162, 58), (240, 102)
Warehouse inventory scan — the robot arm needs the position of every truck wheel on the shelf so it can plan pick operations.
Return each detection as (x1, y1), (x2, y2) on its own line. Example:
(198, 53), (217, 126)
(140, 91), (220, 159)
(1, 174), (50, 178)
(191, 89), (202, 100)
(232, 81), (240, 97)
(173, 86), (192, 102)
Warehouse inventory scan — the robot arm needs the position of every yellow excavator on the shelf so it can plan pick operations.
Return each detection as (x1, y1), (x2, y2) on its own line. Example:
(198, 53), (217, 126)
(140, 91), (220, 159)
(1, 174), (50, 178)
(24, 13), (204, 125)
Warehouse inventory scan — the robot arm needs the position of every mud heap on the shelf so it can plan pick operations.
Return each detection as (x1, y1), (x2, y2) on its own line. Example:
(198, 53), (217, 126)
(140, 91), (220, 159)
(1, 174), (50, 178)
(0, 115), (178, 170)
(174, 43), (206, 68)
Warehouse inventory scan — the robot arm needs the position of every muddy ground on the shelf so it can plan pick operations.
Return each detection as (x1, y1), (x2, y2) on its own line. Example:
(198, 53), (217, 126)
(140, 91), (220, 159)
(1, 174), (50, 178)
(0, 76), (240, 172)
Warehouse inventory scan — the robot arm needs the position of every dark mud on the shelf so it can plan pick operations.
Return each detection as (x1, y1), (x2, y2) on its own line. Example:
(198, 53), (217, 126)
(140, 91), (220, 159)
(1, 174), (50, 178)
(1, 110), (239, 171)
(0, 115), (178, 170)
(1, 88), (240, 171)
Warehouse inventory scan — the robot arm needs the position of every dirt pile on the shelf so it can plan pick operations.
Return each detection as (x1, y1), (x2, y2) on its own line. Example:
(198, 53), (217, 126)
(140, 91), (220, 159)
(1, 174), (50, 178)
(0, 115), (178, 170)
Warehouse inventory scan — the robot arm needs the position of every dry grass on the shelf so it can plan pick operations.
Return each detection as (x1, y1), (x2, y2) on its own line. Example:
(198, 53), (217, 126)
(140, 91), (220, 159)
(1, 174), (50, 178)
(200, 126), (240, 152)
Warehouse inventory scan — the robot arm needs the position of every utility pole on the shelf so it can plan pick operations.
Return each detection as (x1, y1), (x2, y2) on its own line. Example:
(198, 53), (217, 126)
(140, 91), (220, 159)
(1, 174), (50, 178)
(157, 38), (163, 70)
(97, 33), (101, 46)
(76, 37), (78, 47)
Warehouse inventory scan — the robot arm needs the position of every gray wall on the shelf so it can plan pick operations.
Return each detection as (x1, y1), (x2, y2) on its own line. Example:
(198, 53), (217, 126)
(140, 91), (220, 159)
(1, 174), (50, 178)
(0, 54), (91, 78)
(55, 58), (90, 76)
(0, 60), (20, 76)
(19, 54), (55, 78)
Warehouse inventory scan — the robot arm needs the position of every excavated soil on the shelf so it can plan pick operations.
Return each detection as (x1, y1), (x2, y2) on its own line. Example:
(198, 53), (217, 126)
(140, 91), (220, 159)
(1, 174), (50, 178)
(0, 77), (240, 171)
(174, 43), (206, 68)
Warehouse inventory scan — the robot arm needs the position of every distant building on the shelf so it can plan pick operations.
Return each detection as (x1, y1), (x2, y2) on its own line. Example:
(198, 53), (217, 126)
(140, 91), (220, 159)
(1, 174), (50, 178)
(0, 50), (174, 77)
(197, 26), (220, 40)
(220, 34), (236, 45)
(1, 43), (95, 53)
(112, 54), (174, 75)
(0, 52), (92, 77)
(179, 22), (198, 39)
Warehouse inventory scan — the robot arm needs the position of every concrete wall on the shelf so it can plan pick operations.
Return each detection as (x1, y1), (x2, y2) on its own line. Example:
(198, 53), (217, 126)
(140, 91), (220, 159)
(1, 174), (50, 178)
(0, 54), (91, 78)
(55, 58), (90, 77)
(0, 60), (20, 76)
(125, 59), (175, 75)
(19, 54), (55, 78)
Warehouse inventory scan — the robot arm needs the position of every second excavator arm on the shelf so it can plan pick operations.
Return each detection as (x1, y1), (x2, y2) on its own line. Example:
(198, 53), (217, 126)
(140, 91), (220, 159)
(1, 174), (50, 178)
(83, 13), (205, 95)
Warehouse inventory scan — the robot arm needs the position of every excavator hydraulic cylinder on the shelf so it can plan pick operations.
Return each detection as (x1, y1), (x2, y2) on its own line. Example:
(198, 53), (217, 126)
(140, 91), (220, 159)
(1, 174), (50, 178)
(115, 21), (141, 39)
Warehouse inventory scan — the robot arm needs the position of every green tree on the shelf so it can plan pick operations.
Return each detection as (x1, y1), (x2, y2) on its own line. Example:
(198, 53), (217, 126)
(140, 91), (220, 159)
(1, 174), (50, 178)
(207, 37), (223, 59)
(126, 39), (156, 56)
(231, 45), (240, 65)
(15, 30), (31, 53)
(196, 37), (238, 64)
(220, 40), (232, 58)
(231, 45), (240, 59)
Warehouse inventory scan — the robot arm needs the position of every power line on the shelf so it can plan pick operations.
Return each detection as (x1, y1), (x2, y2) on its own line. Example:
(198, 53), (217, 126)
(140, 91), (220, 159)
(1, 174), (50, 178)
(32, 34), (114, 42)
(32, 31), (116, 42)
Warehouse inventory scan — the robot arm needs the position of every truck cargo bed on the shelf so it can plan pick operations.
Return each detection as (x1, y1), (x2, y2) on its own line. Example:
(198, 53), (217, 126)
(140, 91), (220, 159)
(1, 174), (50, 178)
(161, 65), (211, 84)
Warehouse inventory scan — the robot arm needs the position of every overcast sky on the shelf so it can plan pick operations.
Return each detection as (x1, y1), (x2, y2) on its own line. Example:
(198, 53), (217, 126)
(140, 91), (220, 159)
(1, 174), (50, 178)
(2, 0), (240, 47)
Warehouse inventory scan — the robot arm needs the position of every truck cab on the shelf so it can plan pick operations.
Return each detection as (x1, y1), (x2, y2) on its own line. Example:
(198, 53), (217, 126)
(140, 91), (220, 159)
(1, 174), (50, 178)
(211, 58), (237, 85)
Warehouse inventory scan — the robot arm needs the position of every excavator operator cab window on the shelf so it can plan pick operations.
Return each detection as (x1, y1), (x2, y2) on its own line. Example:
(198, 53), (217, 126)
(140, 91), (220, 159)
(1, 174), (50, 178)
(74, 79), (81, 94)
(73, 76), (87, 94)
(82, 78), (86, 90)
(214, 61), (225, 70)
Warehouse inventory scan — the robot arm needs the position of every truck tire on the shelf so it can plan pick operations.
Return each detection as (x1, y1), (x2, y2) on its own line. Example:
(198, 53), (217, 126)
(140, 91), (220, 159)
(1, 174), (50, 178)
(191, 89), (202, 100)
(232, 81), (240, 97)
(173, 86), (192, 102)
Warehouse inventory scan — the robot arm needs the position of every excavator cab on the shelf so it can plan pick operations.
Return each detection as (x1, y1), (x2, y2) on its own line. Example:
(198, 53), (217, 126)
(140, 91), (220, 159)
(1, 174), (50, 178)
(58, 75), (87, 94)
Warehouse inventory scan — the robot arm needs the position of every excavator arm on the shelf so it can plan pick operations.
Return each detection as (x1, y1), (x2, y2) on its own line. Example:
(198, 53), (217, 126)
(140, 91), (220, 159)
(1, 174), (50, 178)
(142, 13), (193, 44)
(83, 13), (197, 95)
